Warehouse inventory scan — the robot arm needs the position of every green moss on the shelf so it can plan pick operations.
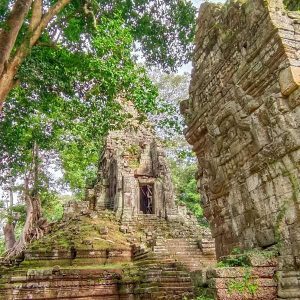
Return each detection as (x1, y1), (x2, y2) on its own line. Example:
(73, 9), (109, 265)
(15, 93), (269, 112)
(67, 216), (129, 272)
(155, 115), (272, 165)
(217, 247), (278, 268)
(3, 261), (134, 284)
(217, 255), (249, 268)
(20, 259), (72, 269)
(120, 264), (141, 283)
(283, 0), (300, 10)
(274, 168), (300, 249)
(126, 144), (142, 156)
(192, 285), (214, 300)
(27, 214), (130, 253)
(195, 297), (214, 300)
(227, 268), (258, 296)
(124, 144), (142, 168)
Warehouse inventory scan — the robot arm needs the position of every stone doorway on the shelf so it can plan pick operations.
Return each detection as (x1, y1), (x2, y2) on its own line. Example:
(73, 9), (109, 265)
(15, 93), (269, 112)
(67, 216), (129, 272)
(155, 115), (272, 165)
(139, 184), (153, 214)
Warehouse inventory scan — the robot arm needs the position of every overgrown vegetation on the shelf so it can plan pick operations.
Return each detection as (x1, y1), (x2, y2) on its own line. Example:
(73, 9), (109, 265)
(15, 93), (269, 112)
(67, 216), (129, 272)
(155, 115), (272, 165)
(217, 247), (279, 268)
(169, 159), (204, 222)
(192, 286), (215, 300)
(284, 0), (300, 10)
(184, 295), (214, 300)
(150, 71), (205, 224)
(0, 238), (5, 255)
(28, 214), (130, 254)
(227, 268), (258, 296)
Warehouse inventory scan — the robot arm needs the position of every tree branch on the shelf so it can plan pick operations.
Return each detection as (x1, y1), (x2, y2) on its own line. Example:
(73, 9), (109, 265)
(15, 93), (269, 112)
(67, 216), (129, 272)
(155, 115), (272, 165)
(36, 41), (58, 48)
(0, 0), (71, 111)
(83, 0), (97, 29)
(29, 0), (43, 32)
(0, 0), (33, 77)
(33, 0), (71, 42)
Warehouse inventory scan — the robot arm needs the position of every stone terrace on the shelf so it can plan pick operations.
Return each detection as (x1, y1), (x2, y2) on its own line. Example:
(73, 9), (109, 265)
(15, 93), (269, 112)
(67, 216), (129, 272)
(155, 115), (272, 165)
(0, 210), (216, 299)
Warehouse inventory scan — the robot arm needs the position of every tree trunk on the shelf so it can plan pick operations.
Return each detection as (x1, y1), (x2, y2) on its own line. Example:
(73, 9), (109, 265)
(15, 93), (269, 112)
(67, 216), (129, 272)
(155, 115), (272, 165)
(3, 175), (17, 251)
(3, 222), (16, 250)
(0, 0), (33, 77)
(4, 143), (47, 260)
(0, 0), (71, 112)
(5, 192), (46, 259)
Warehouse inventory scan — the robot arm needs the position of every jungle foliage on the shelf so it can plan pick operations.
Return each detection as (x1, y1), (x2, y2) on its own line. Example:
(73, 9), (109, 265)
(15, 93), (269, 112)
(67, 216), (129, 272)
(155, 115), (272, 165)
(151, 71), (204, 223)
(0, 0), (197, 256)
(284, 0), (300, 10)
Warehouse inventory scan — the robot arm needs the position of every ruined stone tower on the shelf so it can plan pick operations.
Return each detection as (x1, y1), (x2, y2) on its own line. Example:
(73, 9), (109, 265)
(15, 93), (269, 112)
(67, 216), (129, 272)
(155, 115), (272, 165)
(88, 100), (177, 221)
(182, 0), (300, 298)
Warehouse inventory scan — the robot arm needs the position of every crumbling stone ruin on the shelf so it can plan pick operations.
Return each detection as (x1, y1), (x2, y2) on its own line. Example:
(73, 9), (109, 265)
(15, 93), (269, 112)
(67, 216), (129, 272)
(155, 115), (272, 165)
(181, 0), (300, 299)
(87, 100), (178, 221)
(0, 102), (216, 299)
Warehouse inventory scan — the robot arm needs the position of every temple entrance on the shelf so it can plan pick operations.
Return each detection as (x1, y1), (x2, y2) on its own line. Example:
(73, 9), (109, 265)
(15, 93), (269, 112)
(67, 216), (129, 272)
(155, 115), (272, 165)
(139, 184), (153, 214)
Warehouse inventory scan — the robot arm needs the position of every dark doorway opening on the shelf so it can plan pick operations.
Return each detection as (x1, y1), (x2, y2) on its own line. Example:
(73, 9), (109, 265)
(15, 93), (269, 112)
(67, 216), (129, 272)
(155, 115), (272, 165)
(70, 246), (77, 259)
(140, 184), (153, 214)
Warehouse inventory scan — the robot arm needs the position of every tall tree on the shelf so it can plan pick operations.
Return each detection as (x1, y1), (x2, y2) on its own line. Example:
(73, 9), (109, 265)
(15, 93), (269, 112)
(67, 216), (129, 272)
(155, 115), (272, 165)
(3, 177), (17, 251)
(0, 0), (71, 109)
(0, 0), (196, 111)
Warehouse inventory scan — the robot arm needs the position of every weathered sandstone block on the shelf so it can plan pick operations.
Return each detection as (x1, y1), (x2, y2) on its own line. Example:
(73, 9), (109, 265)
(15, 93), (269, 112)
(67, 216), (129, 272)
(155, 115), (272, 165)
(183, 0), (300, 261)
(183, 0), (300, 298)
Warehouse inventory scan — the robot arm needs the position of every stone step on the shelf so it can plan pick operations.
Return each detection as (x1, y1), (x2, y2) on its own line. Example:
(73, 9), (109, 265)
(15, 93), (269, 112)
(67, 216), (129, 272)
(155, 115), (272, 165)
(133, 254), (151, 261)
(158, 282), (193, 288)
(153, 293), (194, 300)
(148, 286), (193, 292)
(153, 249), (168, 253)
(140, 276), (192, 283)
(160, 250), (199, 254)
(139, 269), (190, 276)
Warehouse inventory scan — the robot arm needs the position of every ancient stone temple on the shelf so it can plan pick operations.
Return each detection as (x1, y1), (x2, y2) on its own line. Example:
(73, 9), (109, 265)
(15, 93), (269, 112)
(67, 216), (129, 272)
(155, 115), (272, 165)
(88, 100), (177, 221)
(0, 102), (216, 299)
(181, 0), (300, 299)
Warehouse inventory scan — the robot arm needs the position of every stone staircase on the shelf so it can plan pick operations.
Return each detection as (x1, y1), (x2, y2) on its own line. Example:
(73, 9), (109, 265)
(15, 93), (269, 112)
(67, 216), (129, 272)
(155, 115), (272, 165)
(133, 246), (194, 299)
(128, 214), (217, 299)
(129, 214), (216, 272)
(164, 238), (208, 271)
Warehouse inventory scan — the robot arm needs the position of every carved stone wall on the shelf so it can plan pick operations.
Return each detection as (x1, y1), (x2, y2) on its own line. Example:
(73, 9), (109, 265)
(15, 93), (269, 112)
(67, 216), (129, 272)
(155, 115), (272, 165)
(182, 0), (300, 283)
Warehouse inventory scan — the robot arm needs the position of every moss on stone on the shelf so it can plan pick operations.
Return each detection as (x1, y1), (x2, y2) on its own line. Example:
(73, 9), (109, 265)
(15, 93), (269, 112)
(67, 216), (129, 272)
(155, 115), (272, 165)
(28, 214), (130, 253)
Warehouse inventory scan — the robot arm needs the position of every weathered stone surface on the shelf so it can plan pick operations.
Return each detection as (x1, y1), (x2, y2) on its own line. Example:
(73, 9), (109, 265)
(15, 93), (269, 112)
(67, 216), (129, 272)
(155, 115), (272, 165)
(207, 263), (278, 300)
(207, 266), (277, 279)
(215, 286), (277, 300)
(0, 211), (216, 300)
(89, 99), (177, 221)
(183, 0), (300, 298)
